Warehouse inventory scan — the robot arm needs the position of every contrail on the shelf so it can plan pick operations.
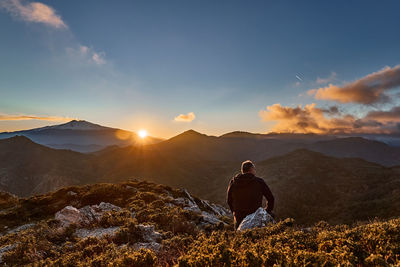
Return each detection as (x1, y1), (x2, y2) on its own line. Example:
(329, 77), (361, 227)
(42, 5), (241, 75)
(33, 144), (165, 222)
(295, 75), (303, 81)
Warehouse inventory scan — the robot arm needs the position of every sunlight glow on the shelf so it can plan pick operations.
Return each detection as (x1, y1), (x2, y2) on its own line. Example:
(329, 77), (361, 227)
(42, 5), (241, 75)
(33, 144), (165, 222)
(138, 129), (147, 139)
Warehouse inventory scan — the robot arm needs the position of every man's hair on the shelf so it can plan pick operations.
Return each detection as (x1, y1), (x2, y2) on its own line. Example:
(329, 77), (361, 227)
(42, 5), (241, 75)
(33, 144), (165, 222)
(241, 160), (255, 174)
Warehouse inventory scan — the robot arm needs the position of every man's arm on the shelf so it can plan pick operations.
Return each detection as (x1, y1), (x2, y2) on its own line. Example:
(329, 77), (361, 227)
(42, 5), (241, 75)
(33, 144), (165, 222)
(259, 179), (274, 213)
(227, 179), (234, 213)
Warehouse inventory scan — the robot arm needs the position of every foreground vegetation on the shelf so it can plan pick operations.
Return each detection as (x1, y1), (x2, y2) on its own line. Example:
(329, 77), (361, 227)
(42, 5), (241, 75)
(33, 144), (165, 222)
(0, 181), (399, 266)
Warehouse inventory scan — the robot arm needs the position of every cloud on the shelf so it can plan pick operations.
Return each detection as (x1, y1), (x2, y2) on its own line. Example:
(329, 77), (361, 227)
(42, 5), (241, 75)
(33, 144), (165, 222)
(1, 1), (106, 66)
(67, 45), (107, 65)
(92, 51), (106, 65)
(0, 114), (72, 121)
(308, 65), (400, 104)
(316, 72), (337, 84)
(364, 106), (400, 123)
(174, 112), (196, 122)
(0, 0), (67, 29)
(259, 103), (400, 134)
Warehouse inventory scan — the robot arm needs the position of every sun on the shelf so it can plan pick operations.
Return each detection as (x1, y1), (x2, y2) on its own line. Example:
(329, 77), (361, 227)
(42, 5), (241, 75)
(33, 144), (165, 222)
(138, 129), (147, 139)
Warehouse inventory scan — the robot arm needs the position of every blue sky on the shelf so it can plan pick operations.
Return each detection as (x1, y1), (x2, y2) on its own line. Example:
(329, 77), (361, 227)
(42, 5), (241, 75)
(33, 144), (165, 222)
(1, 0), (400, 137)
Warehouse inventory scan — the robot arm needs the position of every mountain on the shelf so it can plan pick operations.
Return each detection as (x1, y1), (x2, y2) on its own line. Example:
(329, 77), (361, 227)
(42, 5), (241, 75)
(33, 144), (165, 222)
(0, 120), (163, 153)
(0, 136), (97, 196)
(255, 149), (400, 224)
(1, 134), (400, 225)
(308, 137), (400, 166)
(0, 181), (399, 266)
(154, 130), (400, 166)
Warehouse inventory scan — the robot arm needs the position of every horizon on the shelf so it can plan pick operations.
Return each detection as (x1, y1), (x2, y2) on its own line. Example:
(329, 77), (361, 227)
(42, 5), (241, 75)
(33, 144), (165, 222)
(2, 119), (400, 141)
(1, 1), (400, 138)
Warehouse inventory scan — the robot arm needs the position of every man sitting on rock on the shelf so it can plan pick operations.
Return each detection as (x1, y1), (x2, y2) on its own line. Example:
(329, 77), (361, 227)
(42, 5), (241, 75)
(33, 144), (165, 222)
(227, 160), (275, 230)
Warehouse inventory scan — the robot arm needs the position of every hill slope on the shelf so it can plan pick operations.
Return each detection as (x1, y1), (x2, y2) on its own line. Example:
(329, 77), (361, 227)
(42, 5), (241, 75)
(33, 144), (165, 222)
(1, 136), (400, 225)
(0, 182), (399, 266)
(0, 136), (97, 196)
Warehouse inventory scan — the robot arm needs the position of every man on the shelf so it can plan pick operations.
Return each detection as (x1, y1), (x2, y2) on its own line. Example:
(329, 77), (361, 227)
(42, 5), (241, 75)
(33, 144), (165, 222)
(227, 160), (274, 230)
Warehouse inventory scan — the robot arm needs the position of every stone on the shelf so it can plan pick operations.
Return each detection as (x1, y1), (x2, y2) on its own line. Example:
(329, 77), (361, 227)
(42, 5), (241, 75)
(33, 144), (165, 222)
(237, 207), (274, 231)
(67, 191), (77, 196)
(173, 197), (201, 213)
(75, 227), (120, 239)
(5, 223), (35, 235)
(55, 206), (82, 227)
(125, 185), (138, 193)
(0, 244), (17, 263)
(136, 224), (162, 243)
(201, 211), (223, 225)
(55, 202), (122, 227)
(132, 224), (162, 252)
(200, 199), (230, 217)
(133, 242), (161, 252)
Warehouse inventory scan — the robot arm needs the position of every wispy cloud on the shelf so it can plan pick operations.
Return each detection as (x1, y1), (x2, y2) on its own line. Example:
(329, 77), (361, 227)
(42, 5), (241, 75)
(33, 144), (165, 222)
(315, 72), (337, 84)
(308, 65), (400, 105)
(67, 45), (107, 65)
(0, 0), (67, 29)
(174, 112), (196, 122)
(1, 1), (107, 66)
(259, 103), (400, 134)
(0, 113), (73, 121)
(92, 51), (106, 65)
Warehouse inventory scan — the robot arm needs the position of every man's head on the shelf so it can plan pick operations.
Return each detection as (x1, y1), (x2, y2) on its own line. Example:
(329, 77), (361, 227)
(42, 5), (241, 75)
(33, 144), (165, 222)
(241, 160), (256, 175)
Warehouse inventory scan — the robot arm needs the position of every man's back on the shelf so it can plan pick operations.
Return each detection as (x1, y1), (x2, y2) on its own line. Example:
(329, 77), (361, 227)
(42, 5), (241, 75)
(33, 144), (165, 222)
(227, 172), (274, 229)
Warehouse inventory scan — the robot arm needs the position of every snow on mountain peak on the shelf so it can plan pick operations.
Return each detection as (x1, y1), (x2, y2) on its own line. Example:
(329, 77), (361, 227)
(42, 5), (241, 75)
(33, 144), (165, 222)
(30, 120), (109, 132)
(52, 120), (108, 130)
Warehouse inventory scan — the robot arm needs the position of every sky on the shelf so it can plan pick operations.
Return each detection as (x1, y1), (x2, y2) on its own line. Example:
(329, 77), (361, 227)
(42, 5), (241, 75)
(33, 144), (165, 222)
(1, 0), (400, 138)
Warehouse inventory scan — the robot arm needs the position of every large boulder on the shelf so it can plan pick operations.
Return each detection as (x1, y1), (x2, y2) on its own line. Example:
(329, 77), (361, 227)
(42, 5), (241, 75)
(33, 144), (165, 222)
(55, 202), (122, 227)
(237, 207), (274, 231)
(55, 206), (82, 227)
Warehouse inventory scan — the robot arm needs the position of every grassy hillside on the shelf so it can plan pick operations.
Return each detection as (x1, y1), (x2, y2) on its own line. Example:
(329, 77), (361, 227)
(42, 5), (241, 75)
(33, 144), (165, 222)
(0, 182), (399, 266)
(0, 136), (97, 196)
(2, 136), (400, 225)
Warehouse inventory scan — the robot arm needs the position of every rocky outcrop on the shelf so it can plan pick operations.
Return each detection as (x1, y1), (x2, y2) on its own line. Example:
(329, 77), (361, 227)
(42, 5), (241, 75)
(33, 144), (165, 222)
(55, 202), (122, 227)
(237, 207), (274, 231)
(54, 202), (163, 251)
(172, 189), (231, 227)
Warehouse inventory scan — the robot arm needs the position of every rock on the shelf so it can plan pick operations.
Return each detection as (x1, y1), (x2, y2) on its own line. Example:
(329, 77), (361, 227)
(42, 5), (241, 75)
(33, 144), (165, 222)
(0, 244), (17, 263)
(237, 207), (275, 231)
(5, 223), (35, 235)
(132, 224), (162, 252)
(201, 211), (223, 225)
(55, 202), (122, 227)
(173, 197), (201, 213)
(125, 185), (138, 193)
(67, 191), (77, 196)
(137, 224), (162, 243)
(200, 199), (230, 217)
(133, 242), (162, 252)
(55, 206), (82, 227)
(75, 227), (120, 239)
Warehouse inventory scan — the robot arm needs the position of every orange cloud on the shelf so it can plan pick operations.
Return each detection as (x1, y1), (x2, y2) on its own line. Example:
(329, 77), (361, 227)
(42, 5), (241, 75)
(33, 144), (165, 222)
(259, 104), (400, 134)
(0, 0), (67, 29)
(364, 106), (400, 123)
(308, 65), (400, 104)
(174, 112), (196, 122)
(0, 114), (73, 121)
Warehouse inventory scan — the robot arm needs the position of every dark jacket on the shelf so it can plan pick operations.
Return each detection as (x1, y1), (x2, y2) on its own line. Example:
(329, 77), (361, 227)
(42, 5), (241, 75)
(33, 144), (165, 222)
(227, 173), (274, 228)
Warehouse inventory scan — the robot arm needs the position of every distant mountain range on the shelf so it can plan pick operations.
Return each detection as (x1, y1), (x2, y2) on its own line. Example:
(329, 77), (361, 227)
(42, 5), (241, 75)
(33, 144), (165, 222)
(0, 120), (162, 152)
(1, 130), (400, 224)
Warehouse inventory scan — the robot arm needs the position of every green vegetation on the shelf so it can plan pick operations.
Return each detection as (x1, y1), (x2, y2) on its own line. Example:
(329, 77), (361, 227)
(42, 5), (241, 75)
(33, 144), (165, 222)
(0, 181), (399, 266)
